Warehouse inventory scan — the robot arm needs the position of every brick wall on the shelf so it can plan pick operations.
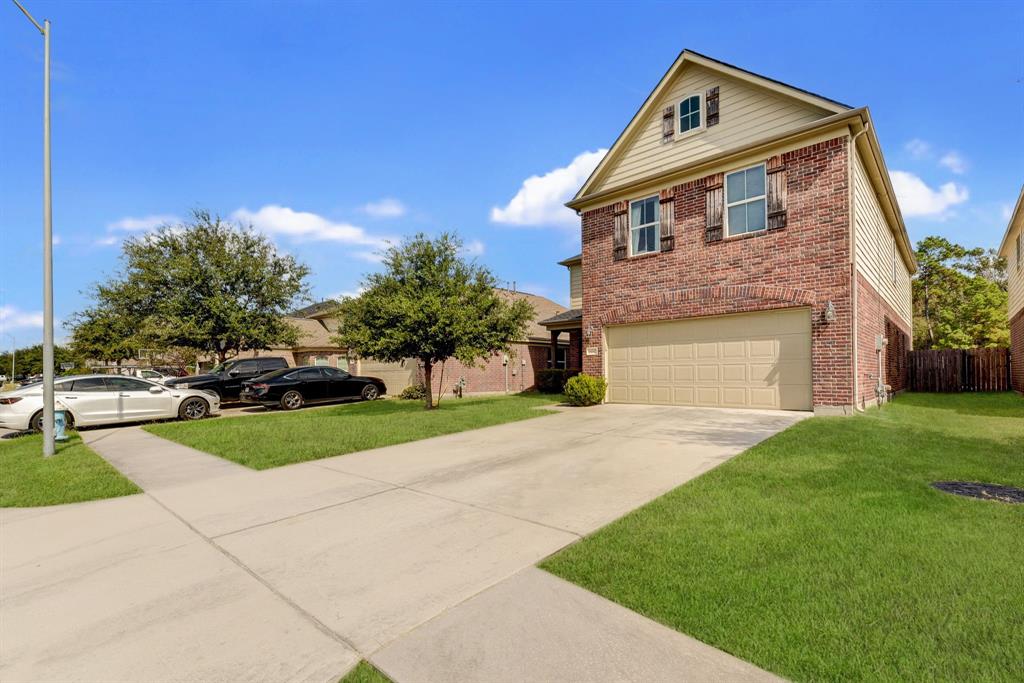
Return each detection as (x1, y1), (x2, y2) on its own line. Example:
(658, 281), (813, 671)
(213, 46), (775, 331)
(855, 272), (911, 404)
(568, 329), (583, 370)
(423, 342), (552, 396)
(580, 136), (853, 408)
(1012, 309), (1024, 393)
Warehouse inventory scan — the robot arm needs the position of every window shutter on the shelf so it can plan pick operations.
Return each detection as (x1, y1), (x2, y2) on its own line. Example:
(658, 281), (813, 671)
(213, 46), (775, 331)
(659, 189), (675, 251)
(613, 201), (628, 260)
(766, 155), (787, 230)
(661, 105), (675, 143)
(704, 173), (724, 243)
(705, 86), (720, 127)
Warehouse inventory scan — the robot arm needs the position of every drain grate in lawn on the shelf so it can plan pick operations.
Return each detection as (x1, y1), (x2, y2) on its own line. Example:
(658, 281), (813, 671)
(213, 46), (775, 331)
(931, 481), (1024, 504)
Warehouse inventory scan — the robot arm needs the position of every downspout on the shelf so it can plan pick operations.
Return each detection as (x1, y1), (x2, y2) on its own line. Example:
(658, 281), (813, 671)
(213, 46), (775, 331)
(849, 120), (870, 413)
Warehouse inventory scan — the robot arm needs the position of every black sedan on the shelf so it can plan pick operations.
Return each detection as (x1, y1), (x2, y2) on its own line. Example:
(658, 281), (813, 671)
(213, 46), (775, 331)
(240, 366), (387, 410)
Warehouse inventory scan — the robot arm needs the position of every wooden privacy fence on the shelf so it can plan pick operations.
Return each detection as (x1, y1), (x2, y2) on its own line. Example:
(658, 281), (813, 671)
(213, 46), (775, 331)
(908, 348), (1011, 392)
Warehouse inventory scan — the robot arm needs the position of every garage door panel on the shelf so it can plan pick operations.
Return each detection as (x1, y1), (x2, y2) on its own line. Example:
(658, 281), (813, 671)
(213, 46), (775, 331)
(606, 309), (811, 411)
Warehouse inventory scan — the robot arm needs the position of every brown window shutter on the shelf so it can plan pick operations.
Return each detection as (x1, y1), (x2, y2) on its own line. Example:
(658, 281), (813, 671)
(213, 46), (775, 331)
(704, 173), (723, 242)
(662, 105), (675, 143)
(766, 155), (787, 230)
(613, 201), (628, 260)
(659, 189), (675, 251)
(705, 86), (720, 127)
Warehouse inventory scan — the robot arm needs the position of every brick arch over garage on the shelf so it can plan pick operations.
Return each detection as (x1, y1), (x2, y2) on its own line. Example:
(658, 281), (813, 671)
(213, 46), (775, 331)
(598, 284), (819, 326)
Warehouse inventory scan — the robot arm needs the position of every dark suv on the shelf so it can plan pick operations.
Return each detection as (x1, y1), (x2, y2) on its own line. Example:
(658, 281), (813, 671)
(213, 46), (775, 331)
(164, 357), (289, 401)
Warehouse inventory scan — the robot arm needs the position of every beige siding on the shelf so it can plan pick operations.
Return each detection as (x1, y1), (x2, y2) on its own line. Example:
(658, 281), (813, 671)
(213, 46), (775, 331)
(569, 264), (582, 309)
(1007, 223), (1024, 319)
(853, 151), (913, 325)
(356, 358), (417, 395)
(591, 64), (833, 195)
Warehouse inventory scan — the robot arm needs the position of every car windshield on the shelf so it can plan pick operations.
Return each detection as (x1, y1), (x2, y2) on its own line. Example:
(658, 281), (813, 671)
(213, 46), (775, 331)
(209, 361), (235, 374)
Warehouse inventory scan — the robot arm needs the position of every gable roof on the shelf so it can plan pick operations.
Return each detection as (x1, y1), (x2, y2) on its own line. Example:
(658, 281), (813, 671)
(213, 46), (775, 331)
(572, 49), (851, 204)
(495, 288), (569, 342)
(997, 185), (1024, 258)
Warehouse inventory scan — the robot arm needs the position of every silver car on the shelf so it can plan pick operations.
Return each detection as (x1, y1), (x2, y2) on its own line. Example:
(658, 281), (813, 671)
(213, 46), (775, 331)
(0, 374), (220, 432)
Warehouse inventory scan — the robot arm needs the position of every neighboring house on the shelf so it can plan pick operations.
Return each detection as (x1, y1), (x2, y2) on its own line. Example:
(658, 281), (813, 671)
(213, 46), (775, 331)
(225, 290), (571, 395)
(997, 186), (1024, 393)
(553, 50), (915, 414)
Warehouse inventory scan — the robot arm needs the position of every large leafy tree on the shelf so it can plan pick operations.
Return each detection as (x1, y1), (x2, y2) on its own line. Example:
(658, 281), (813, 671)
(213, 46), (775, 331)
(68, 288), (143, 366)
(70, 210), (310, 363)
(0, 344), (84, 377)
(912, 236), (1009, 349)
(333, 233), (535, 409)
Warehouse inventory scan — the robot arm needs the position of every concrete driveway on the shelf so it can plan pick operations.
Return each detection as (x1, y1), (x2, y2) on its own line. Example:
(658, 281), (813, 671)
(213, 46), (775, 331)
(1, 404), (805, 682)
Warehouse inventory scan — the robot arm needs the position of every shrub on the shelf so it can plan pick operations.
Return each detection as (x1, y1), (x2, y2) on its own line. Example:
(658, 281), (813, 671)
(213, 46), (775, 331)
(535, 369), (580, 393)
(398, 383), (428, 400)
(564, 374), (606, 406)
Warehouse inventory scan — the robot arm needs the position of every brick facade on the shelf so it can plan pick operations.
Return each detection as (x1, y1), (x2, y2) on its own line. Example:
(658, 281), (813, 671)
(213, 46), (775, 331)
(1011, 309), (1024, 394)
(855, 272), (911, 405)
(581, 136), (853, 409)
(423, 342), (555, 396)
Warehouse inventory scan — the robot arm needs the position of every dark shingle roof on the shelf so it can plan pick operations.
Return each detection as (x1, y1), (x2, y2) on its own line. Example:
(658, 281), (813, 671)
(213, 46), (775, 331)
(539, 308), (582, 326)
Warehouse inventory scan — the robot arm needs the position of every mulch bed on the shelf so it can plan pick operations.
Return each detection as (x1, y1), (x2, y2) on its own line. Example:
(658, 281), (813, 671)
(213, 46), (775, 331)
(931, 481), (1024, 504)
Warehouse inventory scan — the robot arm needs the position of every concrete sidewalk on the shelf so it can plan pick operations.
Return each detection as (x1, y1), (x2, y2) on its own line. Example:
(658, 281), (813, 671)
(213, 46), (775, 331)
(2, 404), (805, 682)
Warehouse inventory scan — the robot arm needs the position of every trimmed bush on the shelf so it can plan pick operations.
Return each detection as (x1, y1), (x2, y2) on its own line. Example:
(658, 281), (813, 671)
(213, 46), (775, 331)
(564, 374), (606, 406)
(398, 383), (428, 400)
(535, 369), (580, 393)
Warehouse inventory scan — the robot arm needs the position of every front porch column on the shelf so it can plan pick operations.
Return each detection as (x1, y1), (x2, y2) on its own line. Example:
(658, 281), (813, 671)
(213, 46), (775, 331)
(549, 330), (561, 369)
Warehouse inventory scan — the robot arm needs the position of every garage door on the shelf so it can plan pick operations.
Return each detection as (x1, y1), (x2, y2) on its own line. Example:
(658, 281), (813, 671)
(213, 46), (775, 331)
(606, 308), (812, 410)
(356, 358), (418, 396)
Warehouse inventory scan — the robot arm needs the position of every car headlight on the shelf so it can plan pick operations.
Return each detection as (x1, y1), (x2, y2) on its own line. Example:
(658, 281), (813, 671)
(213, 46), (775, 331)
(176, 383), (190, 389)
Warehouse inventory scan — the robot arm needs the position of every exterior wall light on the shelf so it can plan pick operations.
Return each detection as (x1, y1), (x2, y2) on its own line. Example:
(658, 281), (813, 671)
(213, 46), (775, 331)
(823, 301), (837, 324)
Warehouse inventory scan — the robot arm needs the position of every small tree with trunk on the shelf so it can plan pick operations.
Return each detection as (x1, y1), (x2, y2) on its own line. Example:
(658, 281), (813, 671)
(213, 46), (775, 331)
(333, 233), (534, 409)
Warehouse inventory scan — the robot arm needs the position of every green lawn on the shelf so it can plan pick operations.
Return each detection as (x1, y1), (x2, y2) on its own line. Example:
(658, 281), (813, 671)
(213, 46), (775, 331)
(338, 661), (392, 683)
(145, 393), (563, 469)
(542, 392), (1024, 682)
(0, 432), (141, 507)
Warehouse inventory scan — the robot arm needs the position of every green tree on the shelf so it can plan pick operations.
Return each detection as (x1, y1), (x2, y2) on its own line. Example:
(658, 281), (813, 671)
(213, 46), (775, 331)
(333, 233), (534, 409)
(68, 290), (143, 367)
(912, 236), (1009, 349)
(0, 344), (83, 377)
(70, 210), (311, 363)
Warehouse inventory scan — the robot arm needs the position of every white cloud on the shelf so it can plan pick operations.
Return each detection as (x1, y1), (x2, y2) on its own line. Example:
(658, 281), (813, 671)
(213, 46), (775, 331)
(52, 234), (62, 246)
(461, 239), (485, 257)
(904, 139), (932, 159)
(329, 287), (365, 300)
(361, 198), (407, 218)
(95, 236), (120, 247)
(889, 170), (969, 218)
(490, 149), (608, 229)
(1001, 203), (1014, 222)
(231, 205), (392, 248)
(0, 305), (45, 332)
(939, 151), (967, 174)
(108, 214), (179, 232)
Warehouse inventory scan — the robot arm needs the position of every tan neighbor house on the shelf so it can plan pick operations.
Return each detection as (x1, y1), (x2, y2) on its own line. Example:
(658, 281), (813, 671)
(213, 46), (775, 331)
(998, 185), (1024, 393)
(227, 290), (572, 395)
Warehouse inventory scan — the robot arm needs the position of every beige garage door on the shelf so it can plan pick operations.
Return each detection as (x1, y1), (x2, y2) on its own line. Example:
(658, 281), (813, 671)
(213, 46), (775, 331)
(606, 308), (812, 410)
(356, 358), (418, 395)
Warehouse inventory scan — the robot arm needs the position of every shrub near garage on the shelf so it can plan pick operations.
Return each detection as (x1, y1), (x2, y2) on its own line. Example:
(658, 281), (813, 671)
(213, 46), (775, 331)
(564, 374), (606, 406)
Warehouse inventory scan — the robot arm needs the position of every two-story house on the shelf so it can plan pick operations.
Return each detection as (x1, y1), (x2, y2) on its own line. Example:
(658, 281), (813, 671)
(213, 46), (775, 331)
(998, 186), (1023, 394)
(541, 51), (915, 414)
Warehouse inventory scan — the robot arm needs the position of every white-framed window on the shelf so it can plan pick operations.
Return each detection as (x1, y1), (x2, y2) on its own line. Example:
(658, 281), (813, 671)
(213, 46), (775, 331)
(725, 164), (767, 236)
(313, 355), (330, 367)
(678, 93), (702, 135)
(629, 195), (660, 255)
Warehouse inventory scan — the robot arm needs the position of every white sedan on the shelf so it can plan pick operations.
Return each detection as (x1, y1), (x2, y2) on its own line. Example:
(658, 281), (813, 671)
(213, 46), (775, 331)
(0, 374), (220, 432)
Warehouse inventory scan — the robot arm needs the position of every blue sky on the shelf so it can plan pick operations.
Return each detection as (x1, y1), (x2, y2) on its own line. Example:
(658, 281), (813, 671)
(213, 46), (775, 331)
(2, 0), (1022, 347)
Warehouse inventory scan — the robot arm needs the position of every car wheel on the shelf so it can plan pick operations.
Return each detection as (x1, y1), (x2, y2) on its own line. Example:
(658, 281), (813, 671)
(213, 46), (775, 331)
(178, 397), (210, 421)
(280, 390), (304, 410)
(29, 410), (75, 433)
(361, 384), (380, 401)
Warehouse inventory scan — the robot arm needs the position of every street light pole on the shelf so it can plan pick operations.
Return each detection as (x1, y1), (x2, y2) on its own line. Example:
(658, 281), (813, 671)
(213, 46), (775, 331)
(12, 0), (55, 456)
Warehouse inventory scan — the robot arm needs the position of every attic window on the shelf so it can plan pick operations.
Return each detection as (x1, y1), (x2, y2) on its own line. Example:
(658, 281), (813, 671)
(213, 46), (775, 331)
(678, 94), (702, 134)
